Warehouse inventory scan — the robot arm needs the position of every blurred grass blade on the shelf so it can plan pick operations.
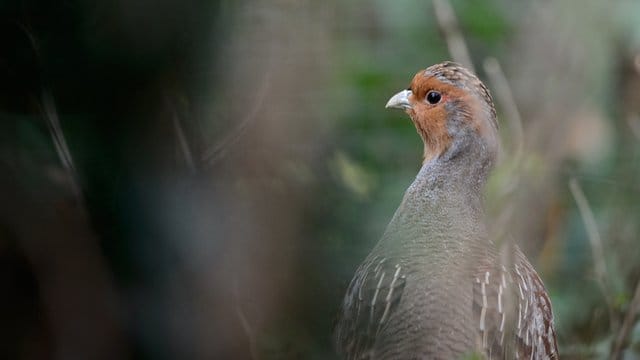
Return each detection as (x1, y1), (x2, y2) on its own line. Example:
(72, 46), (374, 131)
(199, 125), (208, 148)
(41, 91), (83, 201)
(569, 177), (615, 331)
(432, 0), (475, 72)
(168, 98), (197, 173)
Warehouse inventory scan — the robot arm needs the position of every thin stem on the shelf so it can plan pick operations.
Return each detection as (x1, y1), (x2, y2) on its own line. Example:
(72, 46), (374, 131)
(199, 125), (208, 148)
(483, 57), (524, 166)
(611, 278), (640, 359)
(41, 91), (84, 202)
(168, 99), (197, 173)
(569, 177), (616, 332)
(432, 0), (475, 72)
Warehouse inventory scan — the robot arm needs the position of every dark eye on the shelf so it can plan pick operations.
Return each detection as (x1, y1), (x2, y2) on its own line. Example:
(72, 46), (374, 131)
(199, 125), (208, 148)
(426, 91), (441, 104)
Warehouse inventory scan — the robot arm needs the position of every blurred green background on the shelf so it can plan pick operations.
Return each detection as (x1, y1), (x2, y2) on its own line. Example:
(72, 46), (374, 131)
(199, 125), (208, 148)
(2, 0), (640, 359)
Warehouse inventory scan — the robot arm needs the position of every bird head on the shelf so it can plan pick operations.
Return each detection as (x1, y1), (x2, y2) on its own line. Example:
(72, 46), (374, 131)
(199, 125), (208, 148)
(386, 62), (499, 163)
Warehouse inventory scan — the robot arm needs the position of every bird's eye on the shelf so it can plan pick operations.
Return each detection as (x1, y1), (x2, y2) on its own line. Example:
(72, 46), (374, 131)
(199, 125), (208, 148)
(426, 91), (441, 104)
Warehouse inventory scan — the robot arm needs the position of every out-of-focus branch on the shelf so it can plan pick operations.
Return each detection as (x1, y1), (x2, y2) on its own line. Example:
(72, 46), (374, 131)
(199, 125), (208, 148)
(42, 91), (84, 201)
(482, 58), (525, 249)
(611, 278), (640, 360)
(201, 47), (274, 168)
(432, 0), (474, 72)
(168, 98), (197, 173)
(483, 57), (524, 165)
(569, 178), (616, 332)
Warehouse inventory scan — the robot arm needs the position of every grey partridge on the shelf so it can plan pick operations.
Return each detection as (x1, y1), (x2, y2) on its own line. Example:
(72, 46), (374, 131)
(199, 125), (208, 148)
(335, 62), (559, 359)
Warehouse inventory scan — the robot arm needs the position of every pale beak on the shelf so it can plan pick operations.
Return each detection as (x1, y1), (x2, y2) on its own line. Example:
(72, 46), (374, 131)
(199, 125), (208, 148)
(385, 89), (412, 110)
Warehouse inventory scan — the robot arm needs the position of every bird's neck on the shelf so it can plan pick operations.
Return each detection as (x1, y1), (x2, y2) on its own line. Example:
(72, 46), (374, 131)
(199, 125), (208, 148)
(385, 146), (495, 258)
(408, 153), (491, 221)
(414, 143), (494, 204)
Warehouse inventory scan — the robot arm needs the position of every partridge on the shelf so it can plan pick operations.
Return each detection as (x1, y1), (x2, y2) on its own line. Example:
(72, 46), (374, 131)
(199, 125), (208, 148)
(335, 62), (558, 359)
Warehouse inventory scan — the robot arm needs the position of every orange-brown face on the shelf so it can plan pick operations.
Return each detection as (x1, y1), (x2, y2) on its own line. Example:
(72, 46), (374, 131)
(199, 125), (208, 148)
(386, 63), (497, 163)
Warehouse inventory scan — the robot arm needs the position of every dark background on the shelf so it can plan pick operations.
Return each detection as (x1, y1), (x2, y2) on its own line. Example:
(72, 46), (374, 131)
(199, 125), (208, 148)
(2, 0), (640, 359)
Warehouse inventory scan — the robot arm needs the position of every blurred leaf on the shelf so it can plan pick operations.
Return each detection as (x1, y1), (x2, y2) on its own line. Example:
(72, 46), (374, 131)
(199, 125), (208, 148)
(331, 150), (377, 199)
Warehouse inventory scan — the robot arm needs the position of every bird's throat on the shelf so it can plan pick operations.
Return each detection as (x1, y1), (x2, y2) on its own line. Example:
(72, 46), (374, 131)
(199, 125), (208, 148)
(383, 152), (492, 259)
